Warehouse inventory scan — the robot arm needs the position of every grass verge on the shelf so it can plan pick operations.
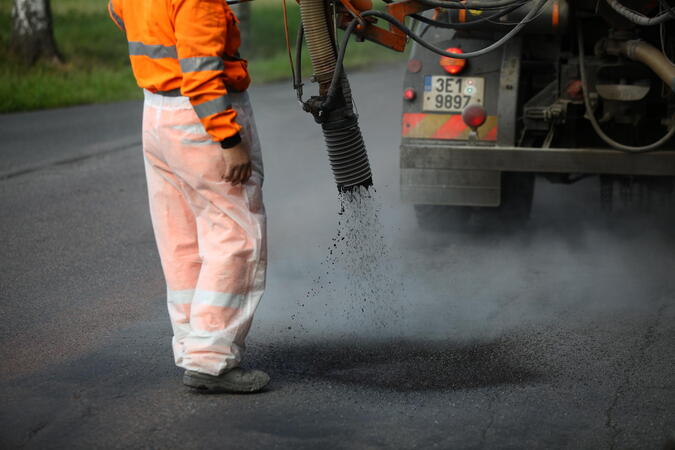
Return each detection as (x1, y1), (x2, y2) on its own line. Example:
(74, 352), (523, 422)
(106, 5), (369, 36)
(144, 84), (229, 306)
(0, 0), (405, 113)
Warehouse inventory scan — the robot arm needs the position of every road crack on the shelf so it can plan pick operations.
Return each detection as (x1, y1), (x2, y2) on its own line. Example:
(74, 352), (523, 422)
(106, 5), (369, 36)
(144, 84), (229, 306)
(19, 388), (95, 448)
(21, 420), (50, 448)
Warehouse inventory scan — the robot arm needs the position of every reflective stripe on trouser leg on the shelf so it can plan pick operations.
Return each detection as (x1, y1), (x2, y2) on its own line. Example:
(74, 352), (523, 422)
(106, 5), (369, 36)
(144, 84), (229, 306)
(142, 98), (202, 365)
(144, 90), (266, 376)
(166, 289), (194, 365)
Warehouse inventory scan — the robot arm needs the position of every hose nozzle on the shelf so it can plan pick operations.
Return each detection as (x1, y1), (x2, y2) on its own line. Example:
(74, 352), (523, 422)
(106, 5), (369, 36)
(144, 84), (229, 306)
(299, 0), (374, 192)
(323, 115), (373, 192)
(305, 96), (373, 192)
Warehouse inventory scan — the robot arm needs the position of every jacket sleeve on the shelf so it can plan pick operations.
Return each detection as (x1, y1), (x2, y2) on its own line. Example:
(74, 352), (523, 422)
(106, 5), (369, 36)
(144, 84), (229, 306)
(171, 0), (241, 143)
(107, 0), (125, 33)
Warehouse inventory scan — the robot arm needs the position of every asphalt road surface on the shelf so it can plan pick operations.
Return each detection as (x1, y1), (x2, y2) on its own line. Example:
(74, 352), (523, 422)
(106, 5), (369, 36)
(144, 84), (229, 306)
(1, 64), (674, 449)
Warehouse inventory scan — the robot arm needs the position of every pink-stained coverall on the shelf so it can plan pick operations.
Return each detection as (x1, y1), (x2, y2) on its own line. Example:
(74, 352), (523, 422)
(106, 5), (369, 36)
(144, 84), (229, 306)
(142, 89), (266, 376)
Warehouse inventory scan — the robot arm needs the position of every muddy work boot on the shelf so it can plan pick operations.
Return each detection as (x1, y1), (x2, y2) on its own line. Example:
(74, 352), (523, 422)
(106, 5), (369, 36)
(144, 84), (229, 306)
(183, 367), (270, 393)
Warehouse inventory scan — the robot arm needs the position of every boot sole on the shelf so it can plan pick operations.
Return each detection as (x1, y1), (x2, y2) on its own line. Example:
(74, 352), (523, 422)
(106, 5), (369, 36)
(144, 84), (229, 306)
(183, 372), (270, 394)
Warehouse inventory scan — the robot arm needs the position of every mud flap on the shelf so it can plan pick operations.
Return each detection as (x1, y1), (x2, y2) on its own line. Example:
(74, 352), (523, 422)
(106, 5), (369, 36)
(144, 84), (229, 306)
(401, 167), (501, 206)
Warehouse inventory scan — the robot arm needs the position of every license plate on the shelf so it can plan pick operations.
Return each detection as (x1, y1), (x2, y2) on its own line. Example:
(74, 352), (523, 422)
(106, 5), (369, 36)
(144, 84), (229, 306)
(423, 76), (485, 112)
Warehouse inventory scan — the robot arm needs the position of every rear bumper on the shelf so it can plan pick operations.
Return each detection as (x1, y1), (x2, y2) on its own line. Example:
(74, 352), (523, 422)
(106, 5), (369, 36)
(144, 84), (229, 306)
(401, 143), (675, 175)
(400, 143), (675, 206)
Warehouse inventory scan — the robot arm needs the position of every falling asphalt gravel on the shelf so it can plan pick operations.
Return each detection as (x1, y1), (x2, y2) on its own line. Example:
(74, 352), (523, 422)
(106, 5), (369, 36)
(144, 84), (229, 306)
(1, 64), (674, 449)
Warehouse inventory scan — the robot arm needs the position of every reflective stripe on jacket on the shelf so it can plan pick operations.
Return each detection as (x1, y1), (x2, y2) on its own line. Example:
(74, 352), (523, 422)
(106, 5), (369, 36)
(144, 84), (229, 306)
(107, 0), (250, 142)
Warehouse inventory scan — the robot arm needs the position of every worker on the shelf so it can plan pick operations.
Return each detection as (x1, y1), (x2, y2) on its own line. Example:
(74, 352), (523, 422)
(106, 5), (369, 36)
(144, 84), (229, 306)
(108, 0), (269, 393)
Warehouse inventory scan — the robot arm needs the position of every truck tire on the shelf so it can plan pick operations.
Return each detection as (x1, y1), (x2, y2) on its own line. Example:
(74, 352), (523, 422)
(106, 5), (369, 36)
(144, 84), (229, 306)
(501, 172), (535, 220)
(414, 205), (471, 232)
(474, 172), (535, 226)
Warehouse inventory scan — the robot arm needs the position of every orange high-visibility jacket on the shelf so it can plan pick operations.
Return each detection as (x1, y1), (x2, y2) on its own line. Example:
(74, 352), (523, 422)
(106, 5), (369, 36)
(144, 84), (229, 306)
(108, 0), (250, 144)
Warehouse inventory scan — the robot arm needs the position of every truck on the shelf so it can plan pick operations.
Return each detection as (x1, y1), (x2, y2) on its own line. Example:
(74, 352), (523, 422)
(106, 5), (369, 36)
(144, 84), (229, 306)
(291, 0), (675, 219)
(399, 1), (675, 227)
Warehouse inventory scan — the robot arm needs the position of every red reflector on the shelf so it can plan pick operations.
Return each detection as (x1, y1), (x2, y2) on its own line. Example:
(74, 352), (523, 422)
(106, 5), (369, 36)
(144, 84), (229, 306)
(439, 48), (466, 75)
(403, 88), (416, 101)
(462, 104), (487, 129)
(407, 59), (422, 73)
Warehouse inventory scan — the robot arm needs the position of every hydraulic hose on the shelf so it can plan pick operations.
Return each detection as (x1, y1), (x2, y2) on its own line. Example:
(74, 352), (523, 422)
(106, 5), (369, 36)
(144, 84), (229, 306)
(294, 25), (304, 99)
(324, 0), (547, 107)
(605, 40), (675, 92)
(577, 26), (675, 152)
(360, 1), (547, 59)
(605, 0), (674, 26)
(410, 1), (528, 30)
(662, 0), (675, 17)
(413, 0), (534, 10)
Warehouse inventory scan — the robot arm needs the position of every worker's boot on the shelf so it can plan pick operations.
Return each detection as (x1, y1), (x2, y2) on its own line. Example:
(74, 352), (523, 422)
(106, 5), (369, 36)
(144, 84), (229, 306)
(183, 367), (270, 393)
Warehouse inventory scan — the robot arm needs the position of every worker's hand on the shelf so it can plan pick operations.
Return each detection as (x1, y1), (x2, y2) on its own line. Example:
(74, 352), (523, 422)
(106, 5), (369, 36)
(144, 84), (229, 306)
(221, 142), (252, 186)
